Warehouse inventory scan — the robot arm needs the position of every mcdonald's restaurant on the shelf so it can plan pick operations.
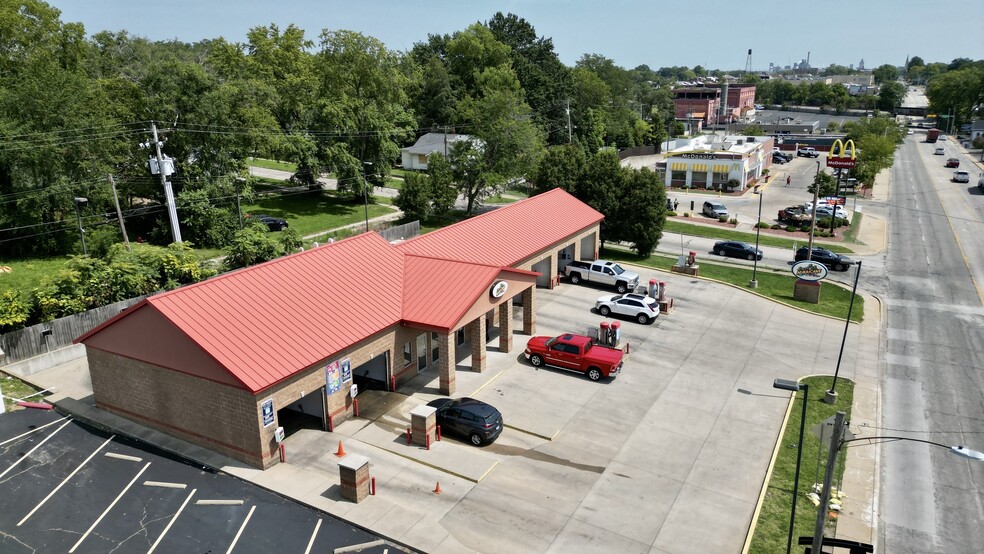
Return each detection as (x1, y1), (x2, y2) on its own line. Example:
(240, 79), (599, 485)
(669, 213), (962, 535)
(661, 134), (775, 192)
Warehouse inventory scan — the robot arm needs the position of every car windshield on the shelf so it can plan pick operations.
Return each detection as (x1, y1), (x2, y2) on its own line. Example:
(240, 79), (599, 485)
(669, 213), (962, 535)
(610, 264), (625, 275)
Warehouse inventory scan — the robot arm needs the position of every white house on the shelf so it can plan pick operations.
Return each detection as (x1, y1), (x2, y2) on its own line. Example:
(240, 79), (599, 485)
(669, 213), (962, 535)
(400, 133), (474, 170)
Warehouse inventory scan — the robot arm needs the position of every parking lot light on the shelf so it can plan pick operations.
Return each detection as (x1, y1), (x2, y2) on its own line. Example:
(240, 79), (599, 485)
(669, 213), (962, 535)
(773, 378), (808, 554)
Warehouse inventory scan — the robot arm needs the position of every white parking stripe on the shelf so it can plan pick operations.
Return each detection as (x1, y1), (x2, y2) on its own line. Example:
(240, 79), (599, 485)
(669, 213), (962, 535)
(18, 435), (115, 526)
(0, 418), (73, 480)
(105, 452), (143, 462)
(143, 481), (187, 489)
(304, 519), (322, 554)
(0, 416), (70, 447)
(147, 488), (196, 554)
(225, 505), (256, 554)
(69, 462), (151, 553)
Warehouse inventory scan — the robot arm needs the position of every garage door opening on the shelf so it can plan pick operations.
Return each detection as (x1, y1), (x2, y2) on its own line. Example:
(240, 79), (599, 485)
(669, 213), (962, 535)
(353, 353), (389, 392)
(276, 387), (326, 437)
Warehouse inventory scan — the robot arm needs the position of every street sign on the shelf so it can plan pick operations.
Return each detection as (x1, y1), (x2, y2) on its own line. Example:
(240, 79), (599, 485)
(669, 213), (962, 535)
(812, 415), (855, 448)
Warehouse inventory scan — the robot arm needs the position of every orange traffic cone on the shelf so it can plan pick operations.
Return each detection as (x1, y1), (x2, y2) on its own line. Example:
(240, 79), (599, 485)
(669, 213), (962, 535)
(335, 441), (346, 457)
(433, 482), (442, 495)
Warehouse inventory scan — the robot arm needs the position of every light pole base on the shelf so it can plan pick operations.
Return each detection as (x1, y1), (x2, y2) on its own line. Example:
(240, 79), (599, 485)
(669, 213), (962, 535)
(748, 280), (758, 289)
(823, 389), (838, 404)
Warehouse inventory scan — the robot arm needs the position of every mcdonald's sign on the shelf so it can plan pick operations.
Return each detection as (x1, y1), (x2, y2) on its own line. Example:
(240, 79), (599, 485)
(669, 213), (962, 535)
(827, 139), (857, 169)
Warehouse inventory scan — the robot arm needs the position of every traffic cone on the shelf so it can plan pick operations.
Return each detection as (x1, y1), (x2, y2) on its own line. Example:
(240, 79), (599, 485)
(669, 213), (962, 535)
(335, 441), (346, 457)
(433, 482), (442, 495)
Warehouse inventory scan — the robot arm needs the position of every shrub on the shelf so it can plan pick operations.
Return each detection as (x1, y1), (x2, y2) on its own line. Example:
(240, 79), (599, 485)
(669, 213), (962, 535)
(667, 211), (677, 216)
(786, 225), (799, 232)
(771, 224), (783, 230)
(683, 212), (691, 217)
(756, 222), (771, 228)
(726, 216), (736, 224)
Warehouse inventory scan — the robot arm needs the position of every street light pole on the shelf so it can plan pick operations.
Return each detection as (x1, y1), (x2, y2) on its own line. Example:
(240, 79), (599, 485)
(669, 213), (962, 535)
(749, 189), (763, 288)
(73, 197), (88, 255)
(773, 378), (809, 554)
(806, 160), (821, 260)
(826, 260), (862, 404)
(362, 161), (373, 233)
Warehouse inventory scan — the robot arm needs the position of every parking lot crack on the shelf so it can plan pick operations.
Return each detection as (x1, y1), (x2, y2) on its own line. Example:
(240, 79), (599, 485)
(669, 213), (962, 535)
(0, 531), (36, 553)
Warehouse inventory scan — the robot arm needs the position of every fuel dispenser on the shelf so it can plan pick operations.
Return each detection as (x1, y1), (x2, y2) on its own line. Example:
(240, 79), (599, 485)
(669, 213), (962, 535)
(658, 280), (674, 314)
(599, 321), (610, 346)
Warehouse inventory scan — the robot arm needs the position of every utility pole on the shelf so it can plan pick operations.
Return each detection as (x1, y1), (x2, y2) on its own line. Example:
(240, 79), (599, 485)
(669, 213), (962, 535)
(566, 100), (573, 144)
(234, 177), (244, 229)
(147, 122), (182, 243)
(107, 175), (131, 252)
(811, 411), (847, 554)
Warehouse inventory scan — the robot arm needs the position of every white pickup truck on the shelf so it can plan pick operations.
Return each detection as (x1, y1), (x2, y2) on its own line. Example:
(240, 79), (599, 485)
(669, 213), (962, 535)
(797, 147), (820, 158)
(564, 260), (640, 294)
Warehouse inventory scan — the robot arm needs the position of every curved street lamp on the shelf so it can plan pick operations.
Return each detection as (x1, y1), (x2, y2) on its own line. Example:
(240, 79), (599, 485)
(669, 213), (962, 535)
(73, 197), (88, 255)
(773, 378), (808, 554)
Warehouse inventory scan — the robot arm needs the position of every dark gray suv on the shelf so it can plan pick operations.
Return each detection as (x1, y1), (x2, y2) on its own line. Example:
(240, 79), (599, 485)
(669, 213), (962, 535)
(427, 397), (503, 446)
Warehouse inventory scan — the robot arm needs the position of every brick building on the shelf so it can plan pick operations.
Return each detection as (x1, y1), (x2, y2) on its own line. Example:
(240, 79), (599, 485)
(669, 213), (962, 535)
(674, 87), (721, 126)
(77, 189), (602, 469)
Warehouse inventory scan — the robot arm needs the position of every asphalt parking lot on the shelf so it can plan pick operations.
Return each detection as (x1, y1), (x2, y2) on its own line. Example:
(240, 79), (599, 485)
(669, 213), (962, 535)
(0, 409), (400, 553)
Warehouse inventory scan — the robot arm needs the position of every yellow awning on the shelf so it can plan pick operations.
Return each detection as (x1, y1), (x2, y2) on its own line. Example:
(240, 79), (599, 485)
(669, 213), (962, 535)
(671, 162), (685, 171)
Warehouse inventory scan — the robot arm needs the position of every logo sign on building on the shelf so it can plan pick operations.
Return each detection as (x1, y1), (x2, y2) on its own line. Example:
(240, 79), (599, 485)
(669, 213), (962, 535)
(340, 358), (352, 383)
(681, 153), (716, 160)
(791, 260), (829, 282)
(827, 139), (857, 169)
(825, 196), (846, 205)
(490, 280), (508, 299)
(261, 398), (275, 427)
(326, 360), (341, 394)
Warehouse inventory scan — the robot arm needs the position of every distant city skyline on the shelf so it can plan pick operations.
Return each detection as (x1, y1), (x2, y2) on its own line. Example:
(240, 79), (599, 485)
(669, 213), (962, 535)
(47, 0), (983, 72)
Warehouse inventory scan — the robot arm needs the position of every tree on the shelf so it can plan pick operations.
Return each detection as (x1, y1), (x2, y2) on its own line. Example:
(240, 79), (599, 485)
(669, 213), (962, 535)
(807, 171), (838, 198)
(394, 171), (432, 221)
(872, 64), (900, 84)
(224, 224), (282, 269)
(426, 154), (458, 216)
(926, 67), (984, 130)
(576, 149), (624, 244)
(609, 168), (665, 256)
(743, 124), (765, 136)
(532, 145), (586, 195)
(877, 81), (906, 111)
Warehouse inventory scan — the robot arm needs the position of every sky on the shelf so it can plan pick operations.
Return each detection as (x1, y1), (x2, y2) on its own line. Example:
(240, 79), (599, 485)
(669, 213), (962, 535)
(48, 0), (984, 72)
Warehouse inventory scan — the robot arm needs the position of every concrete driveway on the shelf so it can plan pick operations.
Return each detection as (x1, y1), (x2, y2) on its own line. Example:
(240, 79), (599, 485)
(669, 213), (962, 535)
(261, 266), (863, 553)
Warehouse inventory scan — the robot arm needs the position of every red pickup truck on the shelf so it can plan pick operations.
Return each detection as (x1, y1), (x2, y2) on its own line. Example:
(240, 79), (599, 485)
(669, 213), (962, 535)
(524, 333), (624, 381)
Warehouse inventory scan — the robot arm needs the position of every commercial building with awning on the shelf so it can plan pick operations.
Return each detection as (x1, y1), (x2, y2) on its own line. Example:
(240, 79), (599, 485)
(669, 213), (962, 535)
(661, 134), (775, 191)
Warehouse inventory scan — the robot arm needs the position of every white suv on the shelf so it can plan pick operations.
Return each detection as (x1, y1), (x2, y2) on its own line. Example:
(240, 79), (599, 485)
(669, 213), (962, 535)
(952, 170), (970, 183)
(596, 293), (660, 324)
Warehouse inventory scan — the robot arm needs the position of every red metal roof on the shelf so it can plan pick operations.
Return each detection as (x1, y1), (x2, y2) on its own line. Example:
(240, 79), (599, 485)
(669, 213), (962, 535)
(396, 188), (603, 266)
(79, 189), (600, 394)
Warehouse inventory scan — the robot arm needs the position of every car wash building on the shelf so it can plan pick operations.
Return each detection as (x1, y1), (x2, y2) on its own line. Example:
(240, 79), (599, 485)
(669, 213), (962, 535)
(662, 134), (775, 191)
(76, 188), (602, 469)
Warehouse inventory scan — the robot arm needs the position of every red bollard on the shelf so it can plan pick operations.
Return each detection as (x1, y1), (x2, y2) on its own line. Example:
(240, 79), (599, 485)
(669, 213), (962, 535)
(426, 433), (431, 450)
(370, 476), (376, 496)
(390, 376), (397, 391)
(406, 427), (412, 444)
(279, 443), (286, 463)
(626, 342), (630, 354)
(436, 425), (442, 442)
(353, 398), (359, 417)
(327, 414), (333, 432)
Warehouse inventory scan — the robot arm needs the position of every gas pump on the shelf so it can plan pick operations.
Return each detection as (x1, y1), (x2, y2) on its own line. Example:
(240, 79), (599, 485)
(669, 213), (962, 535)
(649, 279), (659, 299)
(610, 321), (621, 346)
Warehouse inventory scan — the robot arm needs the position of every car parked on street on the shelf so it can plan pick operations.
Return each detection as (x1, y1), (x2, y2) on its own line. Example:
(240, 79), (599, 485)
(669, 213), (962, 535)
(713, 240), (763, 261)
(702, 201), (729, 219)
(934, 147), (945, 155)
(426, 397), (503, 446)
(952, 170), (970, 183)
(595, 293), (659, 324)
(772, 151), (792, 162)
(248, 213), (289, 231)
(945, 158), (960, 168)
(794, 246), (854, 271)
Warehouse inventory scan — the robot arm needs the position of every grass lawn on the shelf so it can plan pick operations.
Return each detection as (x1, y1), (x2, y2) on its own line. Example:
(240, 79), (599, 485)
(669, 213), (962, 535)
(665, 220), (855, 254)
(242, 191), (396, 237)
(248, 158), (297, 172)
(603, 247), (864, 322)
(748, 376), (855, 554)
(0, 375), (46, 412)
(0, 257), (73, 298)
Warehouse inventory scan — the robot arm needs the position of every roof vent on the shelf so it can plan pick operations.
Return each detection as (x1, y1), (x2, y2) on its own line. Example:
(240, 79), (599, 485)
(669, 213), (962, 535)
(746, 137), (756, 142)
(737, 139), (744, 145)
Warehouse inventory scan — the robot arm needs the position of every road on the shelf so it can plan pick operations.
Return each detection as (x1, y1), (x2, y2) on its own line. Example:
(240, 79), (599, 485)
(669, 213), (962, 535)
(870, 134), (984, 553)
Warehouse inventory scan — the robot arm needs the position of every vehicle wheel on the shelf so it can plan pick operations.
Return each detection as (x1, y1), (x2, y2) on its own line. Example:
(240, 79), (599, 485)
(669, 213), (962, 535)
(586, 368), (602, 381)
(717, 249), (727, 256)
(570, 274), (581, 284)
(616, 282), (628, 294)
(834, 263), (846, 271)
(637, 313), (650, 324)
(747, 253), (755, 261)
(530, 354), (544, 367)
(599, 306), (611, 316)
(469, 433), (483, 446)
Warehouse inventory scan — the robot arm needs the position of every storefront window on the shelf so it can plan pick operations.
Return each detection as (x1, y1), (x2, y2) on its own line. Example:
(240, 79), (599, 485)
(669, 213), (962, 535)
(712, 172), (729, 189)
(671, 170), (687, 188)
(431, 332), (440, 362)
(403, 341), (412, 367)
